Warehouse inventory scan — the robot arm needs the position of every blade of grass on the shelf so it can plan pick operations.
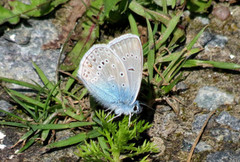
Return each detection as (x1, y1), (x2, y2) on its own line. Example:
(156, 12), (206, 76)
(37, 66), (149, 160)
(6, 89), (37, 119)
(64, 108), (85, 121)
(46, 129), (101, 149)
(184, 59), (240, 69)
(0, 77), (43, 91)
(156, 48), (202, 63)
(64, 68), (78, 92)
(17, 134), (39, 153)
(161, 72), (183, 94)
(0, 121), (28, 128)
(8, 89), (45, 108)
(146, 18), (155, 80)
(186, 25), (208, 50)
(0, 108), (26, 121)
(30, 122), (95, 130)
(32, 62), (59, 97)
(155, 13), (181, 50)
(128, 13), (139, 35)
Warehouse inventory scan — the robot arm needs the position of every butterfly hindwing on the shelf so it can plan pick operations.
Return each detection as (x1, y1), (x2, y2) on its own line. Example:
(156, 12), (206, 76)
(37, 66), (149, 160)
(78, 45), (130, 107)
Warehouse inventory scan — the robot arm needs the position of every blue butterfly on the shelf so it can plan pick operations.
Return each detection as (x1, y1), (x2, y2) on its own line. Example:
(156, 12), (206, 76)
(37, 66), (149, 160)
(78, 34), (143, 121)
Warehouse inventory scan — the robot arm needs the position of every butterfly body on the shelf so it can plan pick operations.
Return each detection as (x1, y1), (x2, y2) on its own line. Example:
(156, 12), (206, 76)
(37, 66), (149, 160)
(78, 34), (143, 116)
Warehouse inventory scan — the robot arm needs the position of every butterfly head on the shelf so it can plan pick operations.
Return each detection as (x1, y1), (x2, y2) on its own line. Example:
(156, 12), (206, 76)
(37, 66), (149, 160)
(114, 100), (142, 116)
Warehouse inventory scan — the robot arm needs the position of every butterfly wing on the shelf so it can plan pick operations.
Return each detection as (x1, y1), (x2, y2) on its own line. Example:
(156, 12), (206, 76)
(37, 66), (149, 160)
(78, 44), (130, 108)
(108, 34), (143, 104)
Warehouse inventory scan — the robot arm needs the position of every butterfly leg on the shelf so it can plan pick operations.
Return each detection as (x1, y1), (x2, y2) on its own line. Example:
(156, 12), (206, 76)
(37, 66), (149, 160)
(128, 113), (132, 126)
(107, 114), (121, 123)
(104, 109), (114, 119)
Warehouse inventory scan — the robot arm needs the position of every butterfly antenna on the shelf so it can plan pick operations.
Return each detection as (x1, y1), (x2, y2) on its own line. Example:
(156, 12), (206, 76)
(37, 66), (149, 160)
(140, 103), (155, 112)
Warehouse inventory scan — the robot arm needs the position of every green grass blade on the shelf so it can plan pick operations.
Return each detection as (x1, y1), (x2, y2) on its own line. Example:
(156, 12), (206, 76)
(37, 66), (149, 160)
(156, 48), (202, 63)
(8, 89), (45, 108)
(64, 108), (85, 121)
(0, 108), (25, 121)
(184, 59), (240, 69)
(146, 18), (155, 80)
(161, 72), (183, 94)
(47, 132), (87, 149)
(155, 13), (181, 50)
(19, 129), (36, 142)
(186, 25), (207, 50)
(0, 77), (43, 91)
(17, 134), (39, 153)
(65, 68), (78, 92)
(32, 62), (57, 94)
(128, 13), (139, 35)
(30, 122), (95, 130)
(6, 89), (36, 119)
(0, 121), (28, 128)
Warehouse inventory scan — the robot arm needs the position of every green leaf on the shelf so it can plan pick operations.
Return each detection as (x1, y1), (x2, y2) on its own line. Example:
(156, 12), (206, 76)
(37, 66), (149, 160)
(0, 0), (68, 25)
(187, 0), (212, 13)
(0, 5), (19, 24)
(104, 0), (120, 18)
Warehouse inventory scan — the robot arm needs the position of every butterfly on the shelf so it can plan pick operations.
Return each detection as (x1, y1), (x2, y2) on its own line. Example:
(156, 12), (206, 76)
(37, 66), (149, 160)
(78, 34), (143, 121)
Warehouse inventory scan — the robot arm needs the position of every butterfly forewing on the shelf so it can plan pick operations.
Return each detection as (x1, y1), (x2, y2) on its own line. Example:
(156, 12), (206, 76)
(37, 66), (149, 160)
(109, 34), (143, 104)
(78, 45), (130, 107)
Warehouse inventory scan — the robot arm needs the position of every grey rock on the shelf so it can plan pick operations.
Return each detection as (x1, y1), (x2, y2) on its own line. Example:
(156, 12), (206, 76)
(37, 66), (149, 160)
(0, 19), (60, 88)
(216, 111), (240, 131)
(192, 113), (212, 133)
(182, 139), (213, 153)
(206, 150), (240, 162)
(194, 86), (234, 110)
(198, 32), (228, 48)
(0, 100), (13, 117)
(176, 82), (188, 91)
(4, 25), (31, 45)
(210, 128), (240, 143)
(195, 17), (210, 25)
(207, 35), (228, 48)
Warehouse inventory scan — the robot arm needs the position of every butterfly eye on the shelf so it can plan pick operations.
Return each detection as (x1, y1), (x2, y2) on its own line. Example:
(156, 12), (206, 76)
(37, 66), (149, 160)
(133, 105), (138, 111)
(105, 59), (109, 63)
(122, 57), (126, 61)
